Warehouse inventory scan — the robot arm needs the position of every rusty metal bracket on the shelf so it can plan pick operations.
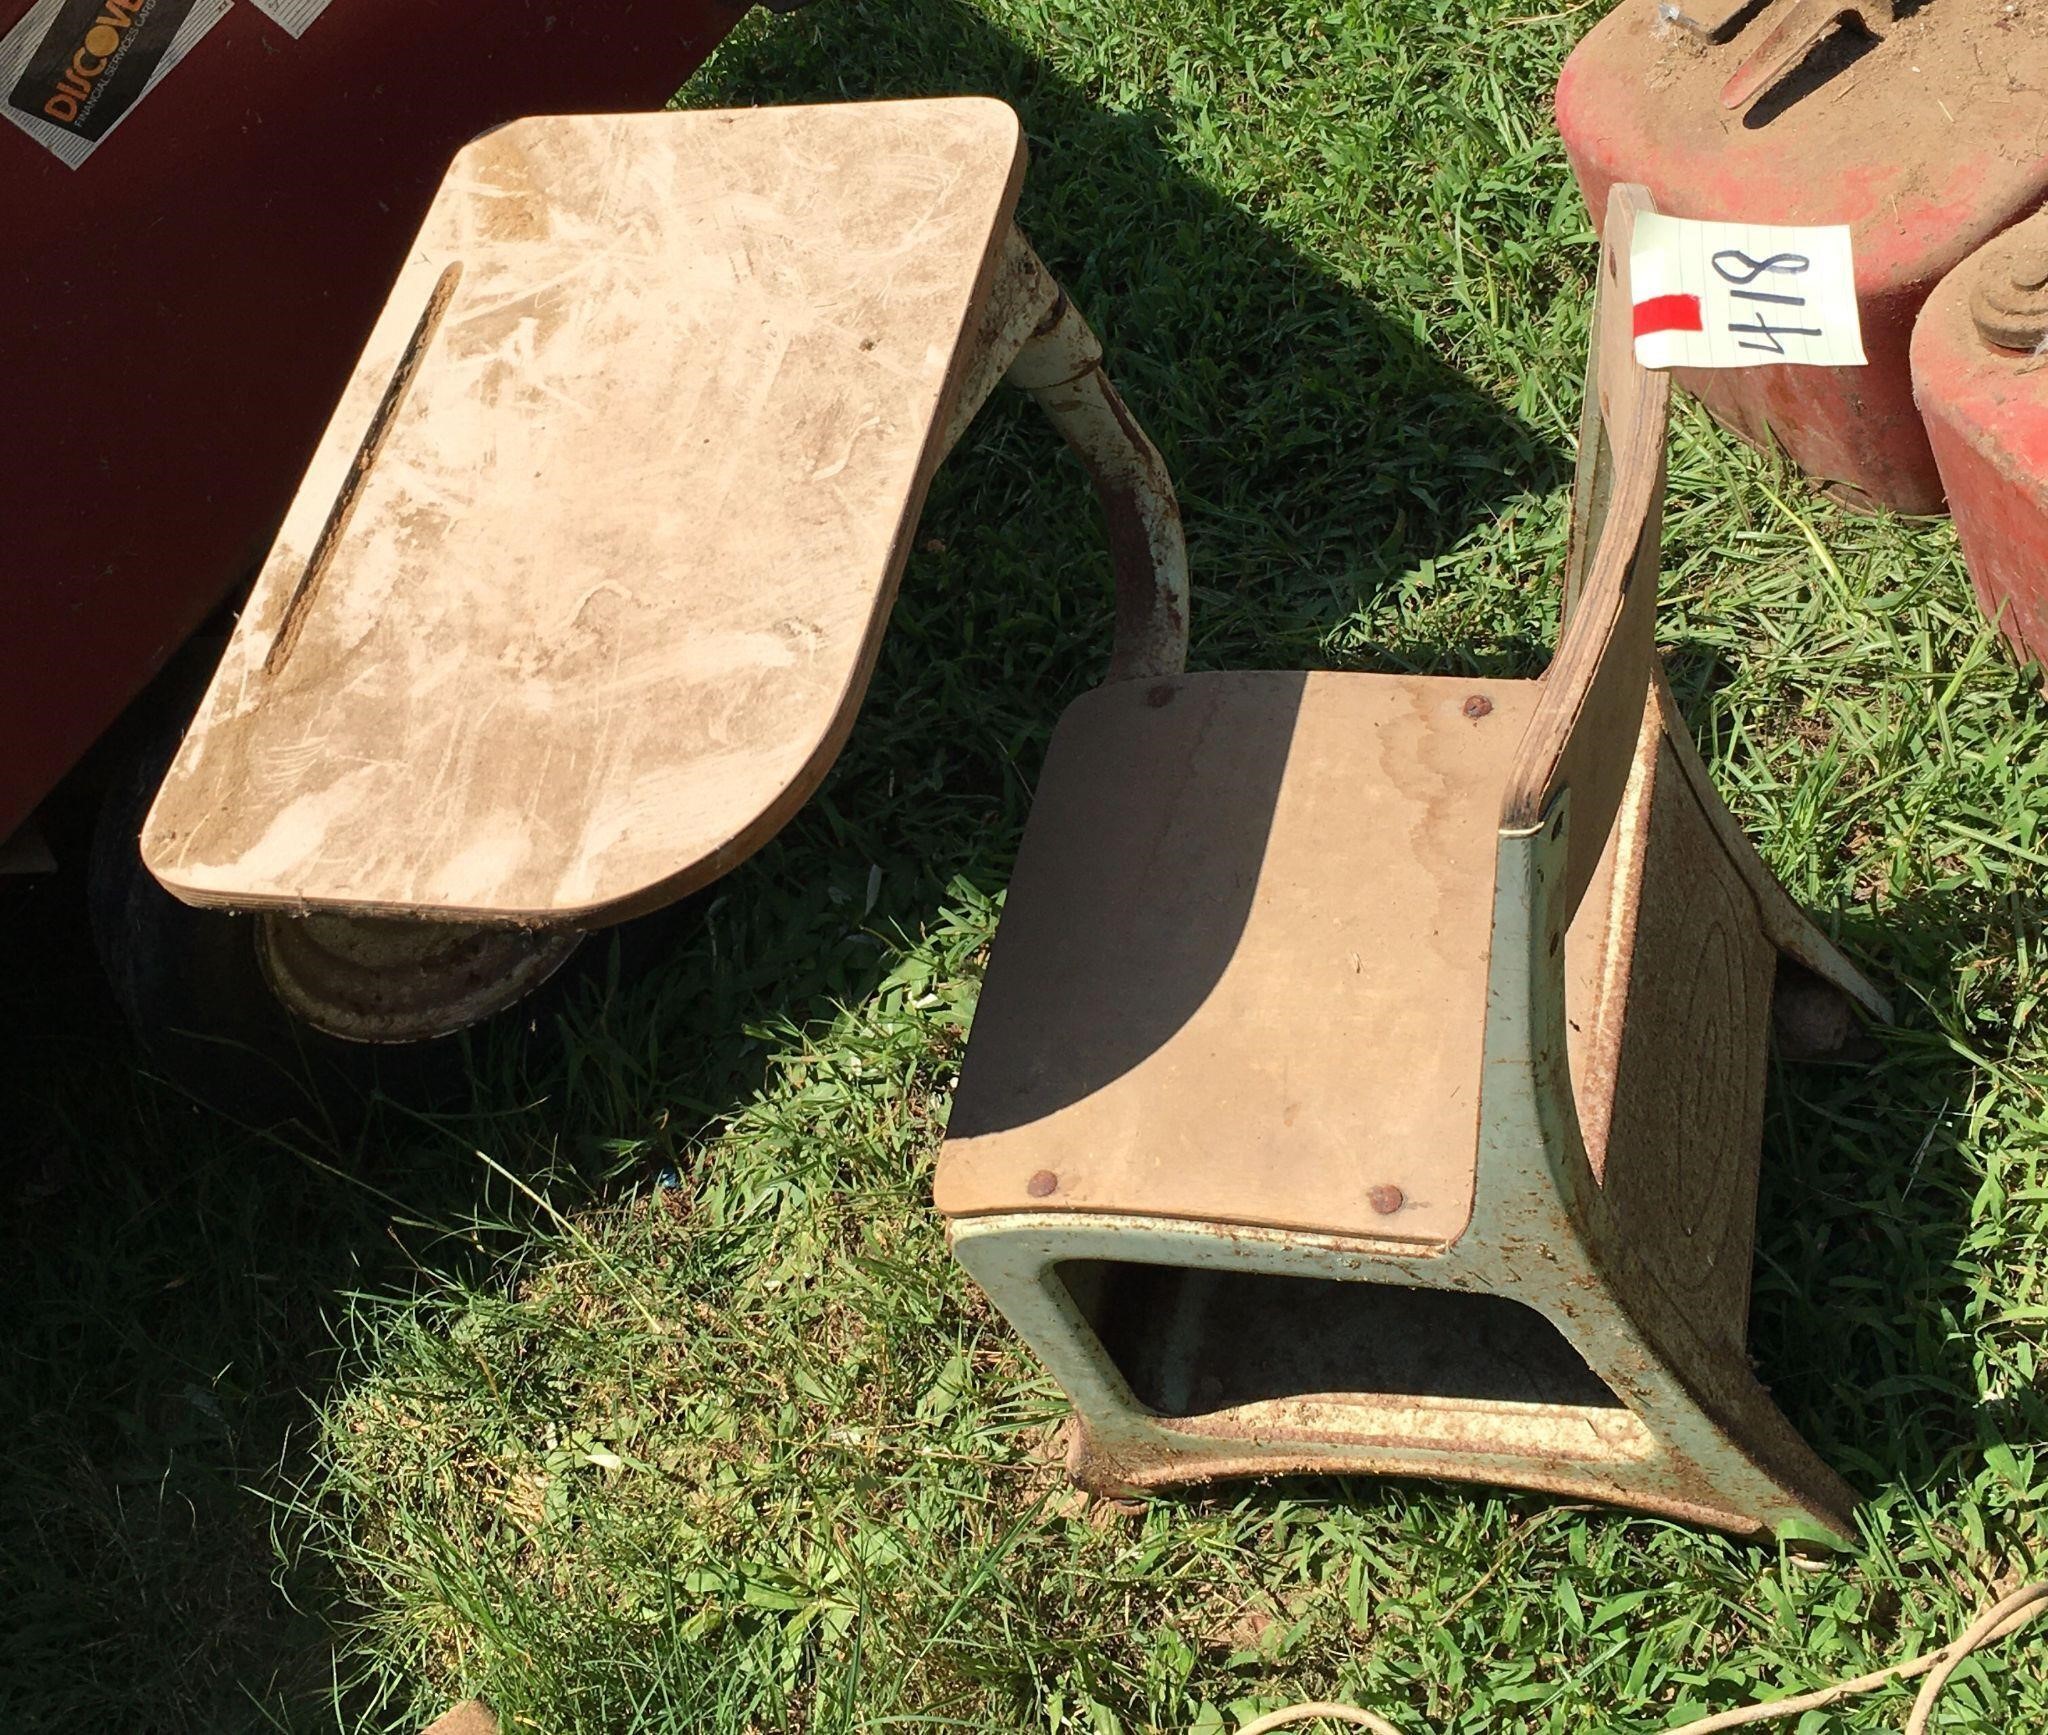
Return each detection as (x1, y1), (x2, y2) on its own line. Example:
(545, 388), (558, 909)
(1720, 0), (1883, 113)
(942, 227), (1190, 684)
(257, 911), (580, 1042)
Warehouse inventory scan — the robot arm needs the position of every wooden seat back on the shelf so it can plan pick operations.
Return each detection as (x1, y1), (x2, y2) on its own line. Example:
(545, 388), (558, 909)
(1499, 184), (1670, 919)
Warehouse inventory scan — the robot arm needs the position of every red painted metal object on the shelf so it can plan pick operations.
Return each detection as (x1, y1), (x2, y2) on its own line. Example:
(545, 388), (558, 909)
(1913, 211), (2048, 672)
(1556, 0), (2048, 515)
(0, 0), (749, 845)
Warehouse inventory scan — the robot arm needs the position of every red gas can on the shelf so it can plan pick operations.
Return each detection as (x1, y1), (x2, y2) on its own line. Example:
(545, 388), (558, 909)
(1913, 210), (2048, 670)
(1556, 0), (2048, 514)
(0, 0), (750, 847)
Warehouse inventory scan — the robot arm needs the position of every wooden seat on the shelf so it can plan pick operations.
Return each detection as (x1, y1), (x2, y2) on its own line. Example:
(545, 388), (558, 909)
(936, 671), (1552, 1247)
(936, 186), (1892, 1545)
(141, 99), (1185, 931)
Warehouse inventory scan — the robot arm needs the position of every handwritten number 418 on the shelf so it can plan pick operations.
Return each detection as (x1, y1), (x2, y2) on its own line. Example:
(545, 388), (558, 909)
(1712, 249), (1822, 355)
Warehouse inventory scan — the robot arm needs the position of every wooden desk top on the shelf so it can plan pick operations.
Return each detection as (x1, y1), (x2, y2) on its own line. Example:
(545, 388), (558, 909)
(145, 99), (1025, 924)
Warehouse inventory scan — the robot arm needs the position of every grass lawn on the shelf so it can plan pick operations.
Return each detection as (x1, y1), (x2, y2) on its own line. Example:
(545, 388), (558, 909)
(6, 0), (2048, 1729)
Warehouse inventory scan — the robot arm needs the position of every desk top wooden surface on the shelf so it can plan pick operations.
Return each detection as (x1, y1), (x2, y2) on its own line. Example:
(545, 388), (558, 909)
(145, 99), (1025, 924)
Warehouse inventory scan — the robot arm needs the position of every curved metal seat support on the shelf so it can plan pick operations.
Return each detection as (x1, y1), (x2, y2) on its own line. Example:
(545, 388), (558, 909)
(940, 228), (1188, 683)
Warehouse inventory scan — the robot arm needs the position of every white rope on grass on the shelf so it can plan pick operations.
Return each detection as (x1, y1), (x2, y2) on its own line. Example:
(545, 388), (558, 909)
(1233, 1580), (2048, 1735)
(1238, 1707), (1403, 1735)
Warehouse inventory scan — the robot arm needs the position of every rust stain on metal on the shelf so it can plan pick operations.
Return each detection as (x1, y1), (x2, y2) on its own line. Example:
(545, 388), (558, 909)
(257, 910), (579, 1042)
(1004, 273), (1188, 684)
(1077, 446), (1185, 682)
(935, 225), (1057, 459)
(1029, 284), (1073, 342)
(1067, 1413), (1752, 1534)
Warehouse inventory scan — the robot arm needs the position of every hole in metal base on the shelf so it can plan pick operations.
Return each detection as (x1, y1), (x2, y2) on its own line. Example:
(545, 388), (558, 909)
(1057, 1260), (1624, 1419)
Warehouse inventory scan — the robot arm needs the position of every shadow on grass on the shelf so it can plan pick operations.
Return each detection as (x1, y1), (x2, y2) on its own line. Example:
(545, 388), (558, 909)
(1755, 885), (2048, 1526)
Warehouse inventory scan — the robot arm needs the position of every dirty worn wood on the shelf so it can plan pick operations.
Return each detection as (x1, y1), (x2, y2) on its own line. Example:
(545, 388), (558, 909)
(1500, 183), (1670, 921)
(942, 670), (1588, 1245)
(143, 100), (1025, 925)
(937, 664), (1627, 1244)
(418, 1703), (499, 1735)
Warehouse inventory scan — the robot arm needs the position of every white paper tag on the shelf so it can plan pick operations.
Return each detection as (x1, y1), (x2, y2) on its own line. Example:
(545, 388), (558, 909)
(1629, 212), (1865, 371)
(245, 0), (330, 37)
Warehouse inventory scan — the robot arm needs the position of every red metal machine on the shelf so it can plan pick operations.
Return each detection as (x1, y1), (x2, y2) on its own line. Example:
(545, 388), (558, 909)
(1914, 212), (2048, 671)
(1556, 0), (2048, 514)
(0, 0), (752, 853)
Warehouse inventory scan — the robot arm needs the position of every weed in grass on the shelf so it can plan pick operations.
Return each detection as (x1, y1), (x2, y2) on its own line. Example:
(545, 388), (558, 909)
(3, 0), (2047, 1731)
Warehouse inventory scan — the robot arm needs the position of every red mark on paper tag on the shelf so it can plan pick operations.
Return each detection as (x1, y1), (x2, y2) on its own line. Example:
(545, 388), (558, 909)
(1633, 293), (1704, 338)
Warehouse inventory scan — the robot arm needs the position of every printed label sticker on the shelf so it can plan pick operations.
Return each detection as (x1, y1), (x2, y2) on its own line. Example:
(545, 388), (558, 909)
(245, 0), (329, 38)
(1630, 212), (1866, 371)
(0, 0), (230, 167)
